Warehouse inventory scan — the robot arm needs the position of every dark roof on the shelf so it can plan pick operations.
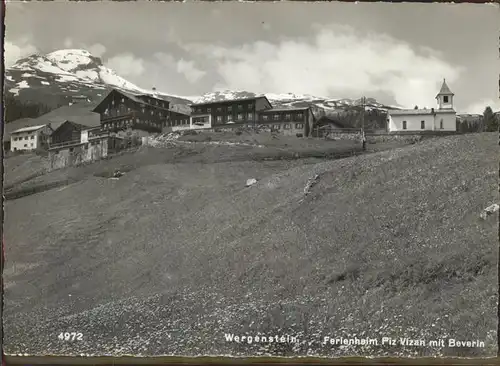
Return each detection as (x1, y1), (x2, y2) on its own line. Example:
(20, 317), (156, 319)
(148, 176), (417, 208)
(190, 95), (271, 107)
(3, 104), (100, 142)
(436, 79), (454, 97)
(92, 89), (171, 114)
(52, 120), (92, 134)
(259, 106), (310, 113)
(315, 116), (348, 128)
(123, 90), (172, 109)
(117, 90), (145, 104)
(170, 110), (190, 118)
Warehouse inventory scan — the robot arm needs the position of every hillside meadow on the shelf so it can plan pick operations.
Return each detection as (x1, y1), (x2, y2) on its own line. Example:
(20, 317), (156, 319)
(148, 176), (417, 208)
(2, 133), (498, 358)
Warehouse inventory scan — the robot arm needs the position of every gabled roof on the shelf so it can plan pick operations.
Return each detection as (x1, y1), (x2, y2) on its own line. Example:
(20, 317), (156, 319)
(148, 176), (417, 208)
(190, 95), (272, 107)
(436, 79), (454, 97)
(11, 125), (48, 134)
(52, 120), (93, 134)
(3, 104), (100, 142)
(93, 89), (171, 113)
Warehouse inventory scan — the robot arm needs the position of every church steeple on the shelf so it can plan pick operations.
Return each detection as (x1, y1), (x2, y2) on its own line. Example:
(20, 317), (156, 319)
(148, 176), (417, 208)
(435, 78), (454, 110)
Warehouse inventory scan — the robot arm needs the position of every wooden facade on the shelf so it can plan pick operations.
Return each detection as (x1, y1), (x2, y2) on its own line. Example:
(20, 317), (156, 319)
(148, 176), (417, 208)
(257, 107), (315, 137)
(315, 116), (347, 129)
(93, 89), (171, 134)
(189, 96), (273, 127)
(167, 111), (191, 128)
(50, 121), (89, 146)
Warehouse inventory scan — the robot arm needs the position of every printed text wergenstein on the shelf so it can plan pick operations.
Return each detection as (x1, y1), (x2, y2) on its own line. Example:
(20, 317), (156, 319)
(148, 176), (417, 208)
(225, 333), (298, 344)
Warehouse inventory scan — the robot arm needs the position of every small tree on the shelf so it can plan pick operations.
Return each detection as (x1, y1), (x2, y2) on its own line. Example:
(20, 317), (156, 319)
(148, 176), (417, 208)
(414, 105), (419, 109)
(483, 106), (498, 132)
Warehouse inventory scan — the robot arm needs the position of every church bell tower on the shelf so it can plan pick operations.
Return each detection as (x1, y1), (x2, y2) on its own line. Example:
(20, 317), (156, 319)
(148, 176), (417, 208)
(435, 78), (454, 110)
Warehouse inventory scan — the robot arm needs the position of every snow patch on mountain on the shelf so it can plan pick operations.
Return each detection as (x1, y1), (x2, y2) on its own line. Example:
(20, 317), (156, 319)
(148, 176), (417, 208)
(18, 81), (30, 89)
(9, 80), (30, 96)
(9, 49), (144, 93)
(6, 48), (400, 116)
(187, 89), (400, 116)
(46, 49), (94, 72)
(193, 90), (257, 104)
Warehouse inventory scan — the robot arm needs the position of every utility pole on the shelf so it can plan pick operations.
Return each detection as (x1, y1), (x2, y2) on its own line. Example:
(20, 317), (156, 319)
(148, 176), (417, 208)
(361, 96), (366, 150)
(361, 96), (365, 131)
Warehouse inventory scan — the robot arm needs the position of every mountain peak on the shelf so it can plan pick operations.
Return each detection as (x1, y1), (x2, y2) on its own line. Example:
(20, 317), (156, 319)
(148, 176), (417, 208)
(5, 48), (194, 113)
(7, 48), (141, 95)
(45, 49), (104, 71)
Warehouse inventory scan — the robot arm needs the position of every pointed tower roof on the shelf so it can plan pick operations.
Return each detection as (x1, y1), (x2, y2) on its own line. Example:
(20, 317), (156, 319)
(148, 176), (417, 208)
(436, 79), (454, 98)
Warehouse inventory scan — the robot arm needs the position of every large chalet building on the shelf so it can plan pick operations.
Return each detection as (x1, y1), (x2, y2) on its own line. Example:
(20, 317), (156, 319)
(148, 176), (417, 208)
(189, 96), (315, 136)
(92, 89), (172, 136)
(190, 96), (273, 127)
(258, 107), (314, 137)
(93, 89), (192, 136)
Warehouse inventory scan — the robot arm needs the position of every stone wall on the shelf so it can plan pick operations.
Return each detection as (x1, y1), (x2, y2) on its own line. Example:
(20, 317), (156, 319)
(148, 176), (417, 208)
(111, 128), (152, 139)
(366, 131), (460, 144)
(207, 124), (305, 136)
(324, 131), (363, 141)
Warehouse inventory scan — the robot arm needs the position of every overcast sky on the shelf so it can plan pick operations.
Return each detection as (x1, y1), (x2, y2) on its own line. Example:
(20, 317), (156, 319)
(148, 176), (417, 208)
(5, 1), (500, 113)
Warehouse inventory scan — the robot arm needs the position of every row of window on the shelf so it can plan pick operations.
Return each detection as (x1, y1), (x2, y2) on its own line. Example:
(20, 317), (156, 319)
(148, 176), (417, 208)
(103, 105), (166, 119)
(113, 97), (168, 110)
(401, 120), (444, 130)
(273, 123), (304, 130)
(169, 119), (190, 126)
(102, 118), (161, 130)
(184, 119), (305, 129)
(12, 143), (35, 151)
(193, 103), (253, 114)
(190, 110), (305, 122)
(262, 113), (304, 121)
(216, 113), (253, 123)
(13, 135), (35, 141)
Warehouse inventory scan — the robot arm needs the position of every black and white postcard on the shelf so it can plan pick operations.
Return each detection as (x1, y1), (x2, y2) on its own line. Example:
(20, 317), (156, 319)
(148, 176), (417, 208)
(2, 1), (499, 360)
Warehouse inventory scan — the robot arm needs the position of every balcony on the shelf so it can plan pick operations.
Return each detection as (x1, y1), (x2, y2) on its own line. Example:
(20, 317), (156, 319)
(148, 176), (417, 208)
(48, 134), (111, 150)
(101, 113), (135, 123)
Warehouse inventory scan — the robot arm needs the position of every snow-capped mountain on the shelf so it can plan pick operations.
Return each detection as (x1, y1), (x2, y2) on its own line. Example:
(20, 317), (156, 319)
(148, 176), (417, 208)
(192, 90), (399, 118)
(6, 48), (398, 120)
(5, 49), (193, 113)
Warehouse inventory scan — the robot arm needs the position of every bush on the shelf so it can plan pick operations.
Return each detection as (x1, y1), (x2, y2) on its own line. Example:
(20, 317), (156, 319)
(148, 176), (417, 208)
(235, 130), (243, 136)
(296, 133), (303, 138)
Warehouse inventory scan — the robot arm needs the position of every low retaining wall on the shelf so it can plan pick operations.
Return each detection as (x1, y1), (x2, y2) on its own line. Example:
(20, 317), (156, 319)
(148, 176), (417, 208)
(324, 131), (362, 141)
(366, 131), (461, 144)
(168, 123), (307, 137)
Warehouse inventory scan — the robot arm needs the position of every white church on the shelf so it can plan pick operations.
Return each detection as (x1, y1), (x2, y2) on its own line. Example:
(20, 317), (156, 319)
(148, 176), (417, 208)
(387, 79), (457, 132)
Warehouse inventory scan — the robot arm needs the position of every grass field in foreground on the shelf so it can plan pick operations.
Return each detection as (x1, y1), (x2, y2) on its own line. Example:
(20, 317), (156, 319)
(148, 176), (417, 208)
(2, 133), (498, 358)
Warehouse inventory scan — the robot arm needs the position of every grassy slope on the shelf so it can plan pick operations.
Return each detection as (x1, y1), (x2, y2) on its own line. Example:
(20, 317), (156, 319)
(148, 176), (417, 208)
(3, 133), (498, 358)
